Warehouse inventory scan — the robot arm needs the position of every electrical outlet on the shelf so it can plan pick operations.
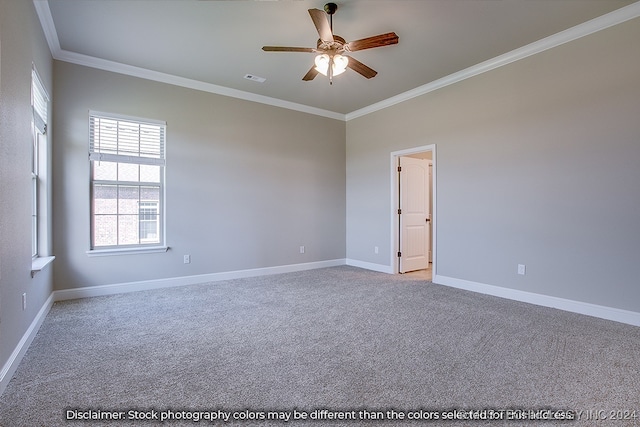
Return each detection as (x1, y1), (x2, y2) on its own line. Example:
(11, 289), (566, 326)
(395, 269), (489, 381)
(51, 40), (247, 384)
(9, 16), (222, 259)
(299, 246), (305, 254)
(517, 264), (526, 275)
(22, 293), (27, 311)
(374, 246), (379, 254)
(183, 255), (191, 264)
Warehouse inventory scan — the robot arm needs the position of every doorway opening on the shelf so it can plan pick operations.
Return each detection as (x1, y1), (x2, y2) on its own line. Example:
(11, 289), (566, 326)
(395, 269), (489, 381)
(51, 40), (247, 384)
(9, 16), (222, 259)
(390, 145), (436, 278)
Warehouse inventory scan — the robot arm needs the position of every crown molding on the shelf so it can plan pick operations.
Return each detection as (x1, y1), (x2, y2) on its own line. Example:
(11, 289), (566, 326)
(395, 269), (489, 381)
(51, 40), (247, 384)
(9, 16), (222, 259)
(33, 0), (60, 53)
(34, 0), (640, 122)
(32, 1), (344, 121)
(346, 1), (640, 121)
(54, 49), (346, 121)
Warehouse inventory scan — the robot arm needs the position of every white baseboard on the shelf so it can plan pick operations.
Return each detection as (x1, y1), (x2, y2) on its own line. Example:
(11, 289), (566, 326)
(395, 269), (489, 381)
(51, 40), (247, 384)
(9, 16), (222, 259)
(434, 274), (640, 327)
(346, 259), (394, 274)
(0, 293), (55, 396)
(4, 261), (637, 399)
(54, 259), (347, 301)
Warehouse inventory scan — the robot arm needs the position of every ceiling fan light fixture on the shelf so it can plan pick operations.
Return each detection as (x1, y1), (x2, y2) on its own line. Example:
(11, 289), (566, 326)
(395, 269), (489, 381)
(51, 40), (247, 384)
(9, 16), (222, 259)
(314, 53), (349, 77)
(262, 4), (398, 83)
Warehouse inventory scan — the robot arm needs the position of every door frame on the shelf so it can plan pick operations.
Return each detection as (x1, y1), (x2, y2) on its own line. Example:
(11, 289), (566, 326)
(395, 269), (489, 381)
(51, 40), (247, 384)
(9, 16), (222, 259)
(390, 144), (437, 275)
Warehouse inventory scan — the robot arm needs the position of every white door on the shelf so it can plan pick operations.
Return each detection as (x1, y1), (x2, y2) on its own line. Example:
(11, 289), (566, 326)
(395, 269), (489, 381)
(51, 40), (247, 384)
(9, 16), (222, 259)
(399, 156), (431, 273)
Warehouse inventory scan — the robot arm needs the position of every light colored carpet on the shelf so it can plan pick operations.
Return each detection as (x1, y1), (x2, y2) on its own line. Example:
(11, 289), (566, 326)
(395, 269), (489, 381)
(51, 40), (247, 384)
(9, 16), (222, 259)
(1, 266), (638, 426)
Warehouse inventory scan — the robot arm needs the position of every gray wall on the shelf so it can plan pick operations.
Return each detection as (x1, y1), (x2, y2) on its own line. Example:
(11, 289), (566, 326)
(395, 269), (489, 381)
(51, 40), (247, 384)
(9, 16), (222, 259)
(346, 18), (640, 312)
(0, 0), (54, 382)
(53, 62), (346, 290)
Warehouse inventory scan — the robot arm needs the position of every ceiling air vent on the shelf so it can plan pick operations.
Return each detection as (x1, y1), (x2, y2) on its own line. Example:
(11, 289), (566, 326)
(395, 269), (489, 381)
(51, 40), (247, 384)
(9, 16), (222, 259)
(244, 74), (266, 83)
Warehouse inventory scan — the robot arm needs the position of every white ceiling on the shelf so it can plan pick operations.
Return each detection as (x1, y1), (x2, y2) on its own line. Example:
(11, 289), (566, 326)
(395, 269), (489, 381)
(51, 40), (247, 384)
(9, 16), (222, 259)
(36, 0), (639, 119)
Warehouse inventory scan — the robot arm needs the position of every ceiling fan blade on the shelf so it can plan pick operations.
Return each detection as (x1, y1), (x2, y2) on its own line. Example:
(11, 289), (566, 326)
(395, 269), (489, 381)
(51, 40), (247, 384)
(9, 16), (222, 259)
(346, 56), (377, 79)
(262, 46), (316, 53)
(345, 32), (399, 52)
(308, 8), (333, 43)
(302, 66), (319, 81)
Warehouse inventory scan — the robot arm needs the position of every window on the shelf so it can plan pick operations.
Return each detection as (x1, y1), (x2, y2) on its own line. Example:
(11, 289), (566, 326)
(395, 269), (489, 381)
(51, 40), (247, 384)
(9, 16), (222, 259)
(30, 67), (55, 277)
(89, 112), (166, 252)
(31, 68), (48, 258)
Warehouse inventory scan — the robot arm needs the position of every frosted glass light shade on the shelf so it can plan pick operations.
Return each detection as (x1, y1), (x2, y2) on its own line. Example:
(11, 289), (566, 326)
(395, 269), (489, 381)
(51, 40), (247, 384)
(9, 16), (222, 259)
(314, 54), (330, 76)
(314, 54), (349, 77)
(333, 54), (348, 74)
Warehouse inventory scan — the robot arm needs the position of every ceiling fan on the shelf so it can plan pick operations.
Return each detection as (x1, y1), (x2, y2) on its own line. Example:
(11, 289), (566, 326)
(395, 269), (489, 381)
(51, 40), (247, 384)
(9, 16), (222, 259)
(262, 2), (399, 84)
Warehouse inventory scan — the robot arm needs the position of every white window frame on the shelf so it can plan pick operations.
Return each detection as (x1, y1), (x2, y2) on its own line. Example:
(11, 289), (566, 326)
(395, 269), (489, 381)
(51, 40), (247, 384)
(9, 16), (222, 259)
(31, 66), (55, 276)
(88, 111), (167, 255)
(31, 69), (47, 258)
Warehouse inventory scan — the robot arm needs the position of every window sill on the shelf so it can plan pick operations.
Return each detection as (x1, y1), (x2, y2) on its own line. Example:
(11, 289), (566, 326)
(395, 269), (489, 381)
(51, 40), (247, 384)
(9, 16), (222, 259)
(86, 246), (169, 257)
(31, 256), (55, 278)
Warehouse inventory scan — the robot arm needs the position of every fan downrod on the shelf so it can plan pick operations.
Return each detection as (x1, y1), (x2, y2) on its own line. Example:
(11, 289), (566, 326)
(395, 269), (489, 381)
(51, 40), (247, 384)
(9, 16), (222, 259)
(324, 3), (338, 15)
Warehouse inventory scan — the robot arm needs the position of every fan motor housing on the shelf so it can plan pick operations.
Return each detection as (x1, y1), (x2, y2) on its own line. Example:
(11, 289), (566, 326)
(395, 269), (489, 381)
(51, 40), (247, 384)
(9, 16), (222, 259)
(317, 35), (346, 52)
(324, 3), (338, 15)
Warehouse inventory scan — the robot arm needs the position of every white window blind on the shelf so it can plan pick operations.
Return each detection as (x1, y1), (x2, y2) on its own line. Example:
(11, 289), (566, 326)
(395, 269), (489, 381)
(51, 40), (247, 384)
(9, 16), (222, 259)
(89, 113), (166, 166)
(31, 69), (48, 134)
